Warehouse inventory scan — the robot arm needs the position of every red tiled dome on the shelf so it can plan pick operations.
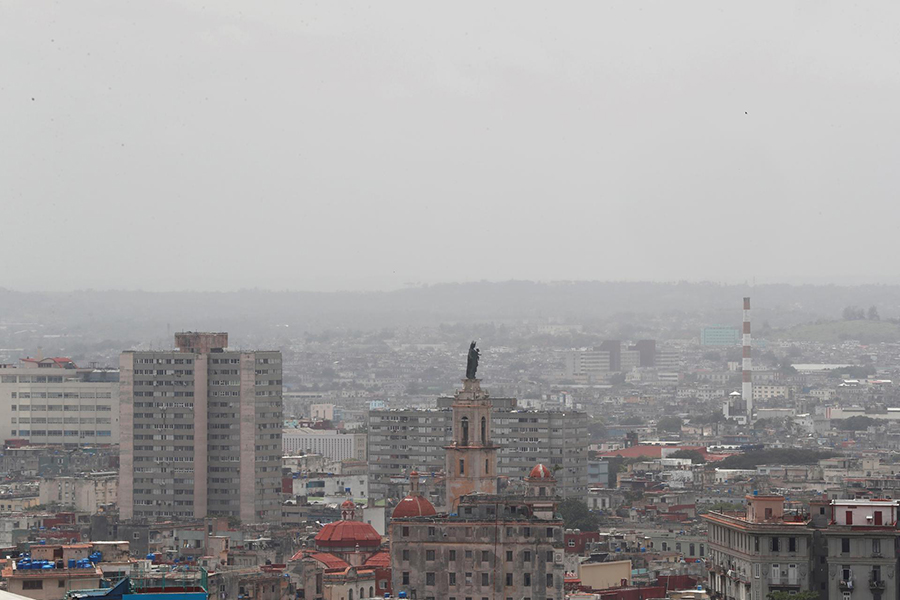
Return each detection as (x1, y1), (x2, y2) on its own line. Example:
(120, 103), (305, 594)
(341, 499), (355, 509)
(392, 495), (437, 519)
(529, 464), (554, 479)
(314, 520), (381, 549)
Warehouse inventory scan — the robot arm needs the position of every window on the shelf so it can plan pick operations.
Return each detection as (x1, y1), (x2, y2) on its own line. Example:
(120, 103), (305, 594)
(23, 581), (43, 590)
(402, 549), (410, 561)
(841, 538), (850, 553)
(449, 573), (457, 586)
(547, 574), (554, 587)
(506, 551), (513, 562)
(449, 550), (457, 562)
(754, 536), (760, 552)
(428, 526), (436, 536)
(873, 566), (881, 583)
(842, 566), (851, 581)
(547, 551), (554, 562)
(402, 572), (410, 585)
(58, 581), (66, 588)
(402, 526), (409, 537)
(771, 537), (780, 552)
(465, 572), (473, 585)
(465, 550), (473, 559)
(482, 573), (489, 586)
(546, 527), (554, 537)
(426, 550), (435, 561)
(524, 551), (532, 563)
(789, 537), (796, 552)
(426, 572), (435, 586)
(524, 527), (531, 537)
(873, 539), (881, 555)
(523, 573), (532, 587)
(460, 459), (465, 475)
(754, 564), (760, 579)
(481, 550), (489, 563)
(506, 573), (513, 586)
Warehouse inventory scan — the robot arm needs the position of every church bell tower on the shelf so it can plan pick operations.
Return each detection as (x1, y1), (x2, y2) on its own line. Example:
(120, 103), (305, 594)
(444, 378), (498, 511)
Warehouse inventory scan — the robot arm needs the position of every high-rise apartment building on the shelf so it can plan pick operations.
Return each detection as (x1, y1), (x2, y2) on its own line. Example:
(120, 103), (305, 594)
(119, 332), (282, 524)
(0, 358), (119, 446)
(368, 396), (588, 501)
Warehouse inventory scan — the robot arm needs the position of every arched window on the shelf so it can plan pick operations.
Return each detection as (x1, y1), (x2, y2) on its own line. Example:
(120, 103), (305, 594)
(460, 417), (469, 446)
(481, 416), (486, 443)
(348, 590), (353, 600)
(539, 486), (546, 497)
(359, 588), (364, 599)
(369, 587), (374, 597)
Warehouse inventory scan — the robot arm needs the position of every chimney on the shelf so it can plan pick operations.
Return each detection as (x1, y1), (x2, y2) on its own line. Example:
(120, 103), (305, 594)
(742, 297), (753, 419)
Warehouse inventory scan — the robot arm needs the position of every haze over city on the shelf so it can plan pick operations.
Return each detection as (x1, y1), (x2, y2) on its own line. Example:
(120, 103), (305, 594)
(3, 1), (900, 291)
(6, 4), (900, 600)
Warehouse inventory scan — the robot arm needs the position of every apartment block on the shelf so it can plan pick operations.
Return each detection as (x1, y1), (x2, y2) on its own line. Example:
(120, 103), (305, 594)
(706, 496), (900, 600)
(119, 332), (282, 524)
(0, 358), (119, 446)
(368, 395), (588, 500)
(282, 427), (365, 461)
(705, 495), (815, 600)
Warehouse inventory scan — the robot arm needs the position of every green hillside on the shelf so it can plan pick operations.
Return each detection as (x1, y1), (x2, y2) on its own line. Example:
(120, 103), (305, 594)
(774, 320), (900, 343)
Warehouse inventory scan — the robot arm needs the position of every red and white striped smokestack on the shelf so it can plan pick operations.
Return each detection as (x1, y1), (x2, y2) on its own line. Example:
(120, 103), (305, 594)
(742, 297), (753, 418)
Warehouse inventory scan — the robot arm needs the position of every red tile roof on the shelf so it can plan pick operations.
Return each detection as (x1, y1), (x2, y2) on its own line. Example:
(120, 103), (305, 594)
(289, 550), (350, 571)
(392, 495), (436, 519)
(363, 551), (390, 568)
(314, 520), (381, 549)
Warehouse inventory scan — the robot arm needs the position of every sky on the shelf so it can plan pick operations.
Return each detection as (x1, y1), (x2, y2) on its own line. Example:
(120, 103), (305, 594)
(2, 1), (899, 292)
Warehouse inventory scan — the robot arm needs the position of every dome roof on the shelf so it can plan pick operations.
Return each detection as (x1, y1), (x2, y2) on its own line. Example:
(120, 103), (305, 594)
(529, 463), (554, 480)
(314, 520), (381, 549)
(340, 499), (355, 509)
(392, 495), (437, 519)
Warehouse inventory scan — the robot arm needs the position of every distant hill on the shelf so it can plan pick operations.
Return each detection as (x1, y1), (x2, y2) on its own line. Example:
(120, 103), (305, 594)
(3, 280), (900, 343)
(773, 319), (900, 344)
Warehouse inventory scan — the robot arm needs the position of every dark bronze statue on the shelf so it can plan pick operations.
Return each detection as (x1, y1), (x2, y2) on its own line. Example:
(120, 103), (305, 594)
(465, 341), (480, 379)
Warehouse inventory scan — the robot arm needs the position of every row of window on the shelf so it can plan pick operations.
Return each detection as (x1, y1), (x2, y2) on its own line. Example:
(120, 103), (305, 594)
(17, 430), (111, 437)
(403, 548), (557, 564)
(13, 404), (111, 411)
(402, 570), (554, 588)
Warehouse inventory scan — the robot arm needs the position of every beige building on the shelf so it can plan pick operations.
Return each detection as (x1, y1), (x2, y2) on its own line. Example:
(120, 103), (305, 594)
(0, 496), (39, 512)
(119, 332), (282, 524)
(0, 358), (119, 446)
(579, 559), (633, 590)
(39, 472), (117, 513)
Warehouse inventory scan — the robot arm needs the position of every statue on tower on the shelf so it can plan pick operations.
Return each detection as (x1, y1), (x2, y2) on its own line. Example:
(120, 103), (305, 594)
(465, 341), (480, 380)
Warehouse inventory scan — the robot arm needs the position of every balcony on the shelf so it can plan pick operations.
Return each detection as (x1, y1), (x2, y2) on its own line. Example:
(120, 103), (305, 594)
(870, 579), (886, 591)
(840, 580), (854, 591)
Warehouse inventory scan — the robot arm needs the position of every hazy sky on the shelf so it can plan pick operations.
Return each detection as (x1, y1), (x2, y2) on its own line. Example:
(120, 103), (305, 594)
(2, 2), (899, 292)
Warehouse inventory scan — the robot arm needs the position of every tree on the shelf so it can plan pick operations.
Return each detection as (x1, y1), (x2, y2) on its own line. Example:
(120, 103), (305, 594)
(868, 305), (880, 321)
(768, 592), (818, 600)
(588, 419), (607, 440)
(843, 306), (865, 321)
(657, 416), (683, 433)
(669, 449), (706, 464)
(834, 416), (877, 431)
(558, 499), (601, 531)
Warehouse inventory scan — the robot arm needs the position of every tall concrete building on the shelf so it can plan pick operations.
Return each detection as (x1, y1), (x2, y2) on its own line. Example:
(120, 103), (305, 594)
(368, 396), (588, 500)
(0, 358), (119, 446)
(119, 332), (282, 524)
